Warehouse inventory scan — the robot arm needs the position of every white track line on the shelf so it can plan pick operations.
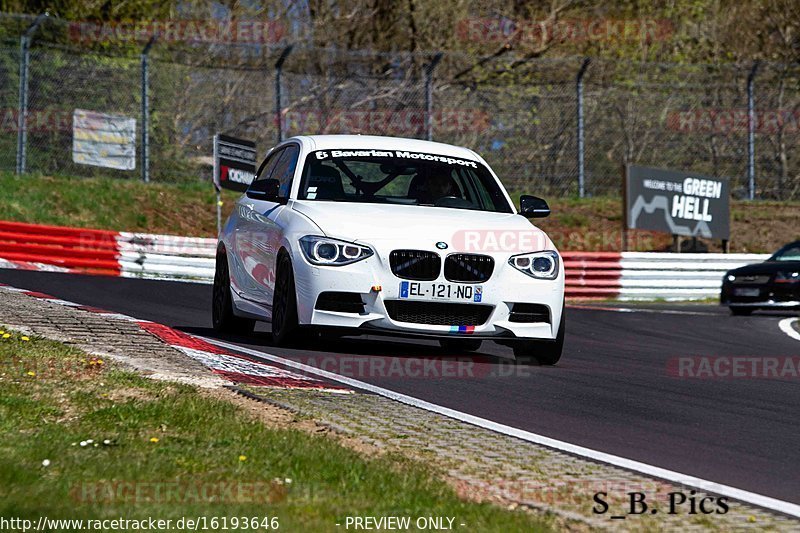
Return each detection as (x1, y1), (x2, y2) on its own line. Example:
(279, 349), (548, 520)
(779, 318), (800, 342)
(567, 304), (718, 316)
(200, 335), (800, 519)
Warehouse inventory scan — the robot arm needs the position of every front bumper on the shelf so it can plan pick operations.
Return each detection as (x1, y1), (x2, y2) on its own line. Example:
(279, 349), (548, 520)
(725, 300), (800, 309)
(293, 251), (564, 340)
(721, 281), (800, 309)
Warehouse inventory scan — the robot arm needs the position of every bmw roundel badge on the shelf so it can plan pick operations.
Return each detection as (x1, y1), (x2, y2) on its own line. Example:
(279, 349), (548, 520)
(436, 242), (448, 250)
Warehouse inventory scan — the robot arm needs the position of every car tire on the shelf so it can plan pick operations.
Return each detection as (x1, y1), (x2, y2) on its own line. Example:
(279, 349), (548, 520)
(512, 312), (565, 366)
(271, 252), (300, 346)
(729, 306), (754, 316)
(439, 338), (482, 353)
(212, 251), (255, 335)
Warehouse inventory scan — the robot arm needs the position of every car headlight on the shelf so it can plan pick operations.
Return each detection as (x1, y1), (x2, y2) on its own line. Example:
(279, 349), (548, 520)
(508, 250), (559, 280)
(299, 236), (373, 266)
(775, 271), (800, 284)
(726, 274), (736, 282)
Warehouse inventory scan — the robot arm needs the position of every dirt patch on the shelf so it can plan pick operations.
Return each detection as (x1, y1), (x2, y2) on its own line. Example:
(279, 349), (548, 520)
(208, 387), (386, 458)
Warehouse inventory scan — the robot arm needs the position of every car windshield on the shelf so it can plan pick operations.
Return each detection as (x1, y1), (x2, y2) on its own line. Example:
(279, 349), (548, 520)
(770, 243), (800, 261)
(297, 149), (513, 213)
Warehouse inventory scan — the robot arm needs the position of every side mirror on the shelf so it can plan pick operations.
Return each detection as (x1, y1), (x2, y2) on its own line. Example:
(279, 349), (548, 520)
(519, 195), (550, 218)
(246, 178), (281, 201)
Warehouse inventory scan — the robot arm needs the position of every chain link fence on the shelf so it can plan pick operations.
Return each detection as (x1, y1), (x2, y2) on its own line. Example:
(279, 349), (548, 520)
(0, 43), (20, 172)
(1, 12), (799, 199)
(23, 43), (141, 179)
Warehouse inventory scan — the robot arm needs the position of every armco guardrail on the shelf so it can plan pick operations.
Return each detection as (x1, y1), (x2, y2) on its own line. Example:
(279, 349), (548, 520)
(0, 221), (770, 299)
(0, 220), (216, 282)
(563, 251), (771, 300)
(619, 252), (770, 301)
(117, 231), (215, 281)
(562, 252), (623, 299)
(0, 221), (122, 275)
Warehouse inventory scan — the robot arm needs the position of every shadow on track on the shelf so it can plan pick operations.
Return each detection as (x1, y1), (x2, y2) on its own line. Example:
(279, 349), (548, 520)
(176, 325), (519, 366)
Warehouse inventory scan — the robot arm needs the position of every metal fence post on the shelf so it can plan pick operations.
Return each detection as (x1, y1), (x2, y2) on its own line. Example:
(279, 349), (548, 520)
(424, 53), (443, 142)
(746, 61), (760, 200)
(141, 36), (156, 183)
(16, 12), (48, 175)
(274, 45), (293, 143)
(576, 58), (591, 198)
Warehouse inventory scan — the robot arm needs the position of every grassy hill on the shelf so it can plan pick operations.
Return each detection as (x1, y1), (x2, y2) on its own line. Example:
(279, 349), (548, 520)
(1, 171), (797, 253)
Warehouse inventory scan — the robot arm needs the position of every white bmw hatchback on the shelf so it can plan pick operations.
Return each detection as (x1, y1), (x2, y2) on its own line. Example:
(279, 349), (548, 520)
(213, 135), (565, 364)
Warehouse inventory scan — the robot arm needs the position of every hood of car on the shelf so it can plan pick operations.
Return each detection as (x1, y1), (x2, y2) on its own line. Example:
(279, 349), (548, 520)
(291, 200), (553, 253)
(728, 260), (800, 276)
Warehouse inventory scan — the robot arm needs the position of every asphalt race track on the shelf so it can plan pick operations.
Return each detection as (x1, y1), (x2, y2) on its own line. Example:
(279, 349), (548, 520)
(1, 269), (798, 505)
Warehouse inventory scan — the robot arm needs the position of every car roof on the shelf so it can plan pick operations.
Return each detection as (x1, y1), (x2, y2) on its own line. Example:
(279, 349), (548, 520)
(776, 240), (800, 251)
(288, 134), (481, 162)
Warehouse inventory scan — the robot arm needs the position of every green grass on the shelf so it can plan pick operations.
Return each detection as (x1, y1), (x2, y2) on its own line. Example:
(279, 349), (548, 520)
(0, 171), (238, 237)
(0, 328), (552, 531)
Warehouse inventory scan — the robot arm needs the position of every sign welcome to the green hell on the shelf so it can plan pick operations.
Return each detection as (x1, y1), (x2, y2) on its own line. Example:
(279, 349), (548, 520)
(624, 165), (730, 251)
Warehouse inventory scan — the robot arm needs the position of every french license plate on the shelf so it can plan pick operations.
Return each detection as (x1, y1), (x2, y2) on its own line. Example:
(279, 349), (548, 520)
(399, 281), (483, 302)
(734, 287), (760, 297)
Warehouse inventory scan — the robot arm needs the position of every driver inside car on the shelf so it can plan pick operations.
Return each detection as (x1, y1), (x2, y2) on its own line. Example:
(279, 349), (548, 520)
(408, 168), (461, 205)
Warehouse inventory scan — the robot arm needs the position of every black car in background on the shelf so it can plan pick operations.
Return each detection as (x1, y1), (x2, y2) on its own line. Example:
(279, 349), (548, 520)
(721, 241), (800, 315)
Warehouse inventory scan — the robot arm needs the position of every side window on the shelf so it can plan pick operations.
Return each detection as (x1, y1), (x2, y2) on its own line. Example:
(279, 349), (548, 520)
(252, 148), (284, 185)
(454, 168), (484, 209)
(777, 244), (800, 260)
(271, 144), (300, 199)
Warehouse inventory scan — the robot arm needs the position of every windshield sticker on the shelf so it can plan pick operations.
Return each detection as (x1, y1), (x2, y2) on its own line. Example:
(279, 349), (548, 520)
(313, 150), (478, 168)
